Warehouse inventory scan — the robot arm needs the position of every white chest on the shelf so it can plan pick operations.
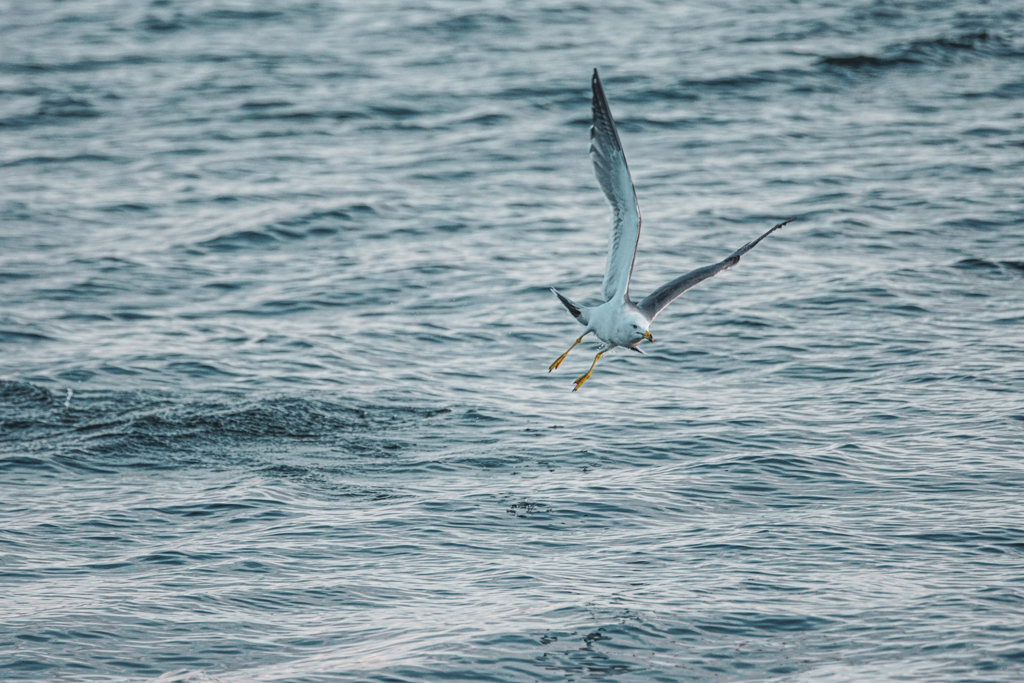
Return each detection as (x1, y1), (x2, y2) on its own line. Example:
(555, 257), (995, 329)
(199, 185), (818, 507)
(589, 302), (644, 347)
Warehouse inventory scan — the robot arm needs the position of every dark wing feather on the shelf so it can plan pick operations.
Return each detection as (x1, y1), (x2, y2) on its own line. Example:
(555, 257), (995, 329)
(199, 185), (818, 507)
(638, 218), (794, 321)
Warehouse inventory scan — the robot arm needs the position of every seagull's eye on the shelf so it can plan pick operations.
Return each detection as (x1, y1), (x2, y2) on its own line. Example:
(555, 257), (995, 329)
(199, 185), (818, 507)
(632, 325), (637, 329)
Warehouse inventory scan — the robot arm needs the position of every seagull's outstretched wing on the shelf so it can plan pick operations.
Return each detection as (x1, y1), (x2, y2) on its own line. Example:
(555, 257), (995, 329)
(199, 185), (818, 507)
(638, 218), (794, 321)
(590, 69), (641, 303)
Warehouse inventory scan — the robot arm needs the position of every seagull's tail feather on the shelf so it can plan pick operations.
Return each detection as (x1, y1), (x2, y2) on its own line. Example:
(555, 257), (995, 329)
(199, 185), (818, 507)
(551, 288), (590, 326)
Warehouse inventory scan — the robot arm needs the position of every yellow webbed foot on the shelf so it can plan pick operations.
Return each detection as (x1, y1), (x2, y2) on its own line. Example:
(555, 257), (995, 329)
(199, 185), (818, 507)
(571, 351), (603, 391)
(572, 372), (592, 391)
(549, 335), (583, 373)
(549, 351), (569, 373)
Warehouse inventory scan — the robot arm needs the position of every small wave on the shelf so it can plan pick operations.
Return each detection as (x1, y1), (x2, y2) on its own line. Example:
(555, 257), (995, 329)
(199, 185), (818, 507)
(0, 269), (33, 283)
(462, 112), (510, 126)
(1, 153), (122, 168)
(492, 84), (582, 110)
(139, 14), (185, 32)
(127, 397), (367, 441)
(138, 8), (289, 34)
(37, 278), (128, 301)
(0, 329), (53, 343)
(412, 11), (519, 39)
(165, 362), (238, 378)
(37, 95), (99, 118)
(240, 100), (293, 110)
(147, 669), (226, 682)
(197, 229), (278, 252)
(370, 105), (421, 120)
(818, 54), (889, 69)
(196, 205), (375, 251)
(0, 381), (59, 446)
(0, 380), (53, 405)
(685, 68), (805, 92)
(954, 257), (1024, 278)
(3, 55), (155, 76)
(0, 390), (460, 483)
(101, 203), (151, 213)
(43, 393), (447, 458)
(0, 658), (53, 673)
(0, 455), (60, 474)
(275, 205), (375, 234)
(955, 257), (1001, 271)
(200, 9), (284, 23)
(817, 30), (1020, 73)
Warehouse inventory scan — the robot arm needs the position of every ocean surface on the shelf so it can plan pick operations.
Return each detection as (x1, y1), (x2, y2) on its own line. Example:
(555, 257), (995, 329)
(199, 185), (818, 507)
(2, 1), (1024, 681)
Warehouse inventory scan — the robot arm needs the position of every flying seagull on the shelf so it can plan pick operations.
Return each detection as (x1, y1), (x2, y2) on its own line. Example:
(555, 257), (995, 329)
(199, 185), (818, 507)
(549, 69), (794, 390)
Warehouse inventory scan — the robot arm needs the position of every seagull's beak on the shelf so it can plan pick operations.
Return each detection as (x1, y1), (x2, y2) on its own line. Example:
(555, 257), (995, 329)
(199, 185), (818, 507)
(643, 330), (654, 343)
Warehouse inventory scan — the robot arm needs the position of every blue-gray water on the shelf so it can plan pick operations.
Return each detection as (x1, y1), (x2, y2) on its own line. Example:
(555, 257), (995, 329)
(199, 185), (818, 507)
(3, 1), (1024, 681)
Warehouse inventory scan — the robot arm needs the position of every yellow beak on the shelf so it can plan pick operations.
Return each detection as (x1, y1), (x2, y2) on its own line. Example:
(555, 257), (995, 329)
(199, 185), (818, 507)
(643, 330), (653, 343)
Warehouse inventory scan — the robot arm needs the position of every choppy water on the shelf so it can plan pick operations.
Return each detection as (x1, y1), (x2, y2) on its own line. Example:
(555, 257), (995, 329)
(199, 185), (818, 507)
(3, 1), (1024, 681)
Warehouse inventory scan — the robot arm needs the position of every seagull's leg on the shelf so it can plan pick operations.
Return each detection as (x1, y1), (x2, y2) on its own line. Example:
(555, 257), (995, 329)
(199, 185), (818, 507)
(572, 351), (604, 391)
(549, 335), (584, 372)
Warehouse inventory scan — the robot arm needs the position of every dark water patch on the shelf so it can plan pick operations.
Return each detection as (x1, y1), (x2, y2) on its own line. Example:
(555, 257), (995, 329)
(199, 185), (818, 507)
(36, 278), (129, 301)
(224, 300), (320, 317)
(68, 256), (141, 272)
(902, 528), (1024, 550)
(370, 104), (422, 120)
(2, 55), (156, 76)
(0, 455), (59, 474)
(626, 87), (700, 104)
(241, 100), (294, 110)
(111, 311), (153, 322)
(0, 659), (53, 673)
(817, 31), (1019, 74)
(0, 329), (53, 343)
(166, 362), (237, 378)
(54, 369), (96, 383)
(274, 206), (372, 233)
(197, 229), (278, 252)
(136, 550), (209, 569)
(49, 452), (116, 475)
(955, 257), (1000, 271)
(1, 153), (122, 168)
(101, 203), (151, 213)
(97, 364), (143, 377)
(990, 79), (1024, 99)
(34, 96), (99, 120)
(492, 84), (584, 110)
(152, 502), (258, 519)
(462, 112), (511, 126)
(202, 280), (247, 291)
(0, 270), (34, 283)
(139, 14), (185, 33)
(412, 11), (520, 40)
(883, 302), (928, 316)
(126, 397), (368, 442)
(963, 126), (1010, 138)
(682, 68), (810, 96)
(200, 9), (285, 24)
(952, 257), (1024, 279)
(196, 207), (371, 252)
(1000, 261), (1024, 273)
(0, 381), (53, 408)
(236, 106), (368, 123)
(0, 390), (464, 481)
(818, 54), (888, 70)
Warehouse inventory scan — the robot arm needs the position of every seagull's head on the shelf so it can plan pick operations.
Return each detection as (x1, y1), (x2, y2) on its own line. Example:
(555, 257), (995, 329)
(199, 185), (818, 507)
(626, 317), (654, 346)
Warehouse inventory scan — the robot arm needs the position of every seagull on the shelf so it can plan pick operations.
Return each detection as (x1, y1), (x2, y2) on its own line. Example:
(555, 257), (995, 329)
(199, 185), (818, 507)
(549, 69), (794, 391)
